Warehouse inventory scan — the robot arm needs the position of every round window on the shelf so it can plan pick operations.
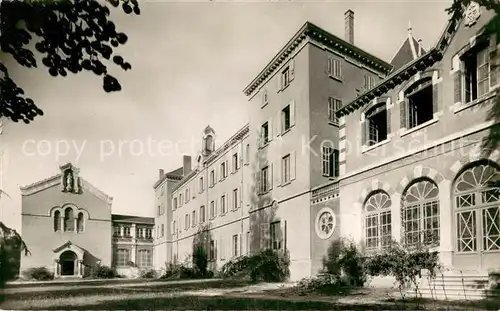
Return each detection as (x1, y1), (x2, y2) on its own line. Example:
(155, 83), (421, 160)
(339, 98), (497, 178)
(315, 207), (336, 239)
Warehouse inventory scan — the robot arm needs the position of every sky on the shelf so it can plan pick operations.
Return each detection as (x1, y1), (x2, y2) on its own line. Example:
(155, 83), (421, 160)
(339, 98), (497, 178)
(0, 0), (452, 232)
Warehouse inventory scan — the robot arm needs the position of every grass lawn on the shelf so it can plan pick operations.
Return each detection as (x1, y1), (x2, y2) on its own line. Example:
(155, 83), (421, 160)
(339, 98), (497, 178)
(1, 279), (499, 310)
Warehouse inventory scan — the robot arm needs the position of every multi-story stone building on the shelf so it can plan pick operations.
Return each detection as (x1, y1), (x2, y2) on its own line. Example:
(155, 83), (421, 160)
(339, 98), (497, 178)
(335, 2), (500, 277)
(20, 163), (154, 278)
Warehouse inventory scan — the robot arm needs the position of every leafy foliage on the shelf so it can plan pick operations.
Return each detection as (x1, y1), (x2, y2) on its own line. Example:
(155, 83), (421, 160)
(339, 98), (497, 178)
(140, 268), (157, 279)
(0, 0), (139, 123)
(294, 274), (346, 295)
(0, 221), (30, 286)
(220, 249), (290, 283)
(83, 263), (118, 279)
(364, 240), (441, 295)
(192, 224), (211, 277)
(22, 266), (53, 281)
(321, 238), (367, 287)
(160, 262), (210, 280)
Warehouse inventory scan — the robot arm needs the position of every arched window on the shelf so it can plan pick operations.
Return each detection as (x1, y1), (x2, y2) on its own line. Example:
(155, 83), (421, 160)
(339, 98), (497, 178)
(402, 178), (440, 247)
(454, 162), (500, 252)
(64, 208), (74, 232)
(77, 212), (84, 233)
(364, 190), (392, 251)
(54, 210), (61, 232)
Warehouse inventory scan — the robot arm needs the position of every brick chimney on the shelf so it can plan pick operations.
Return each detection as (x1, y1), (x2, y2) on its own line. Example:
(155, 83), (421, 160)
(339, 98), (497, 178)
(183, 155), (192, 176)
(159, 169), (164, 179)
(344, 9), (354, 44)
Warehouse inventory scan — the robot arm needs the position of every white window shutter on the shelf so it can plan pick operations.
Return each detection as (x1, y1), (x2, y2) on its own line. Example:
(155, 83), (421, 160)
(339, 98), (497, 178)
(280, 220), (287, 251)
(268, 118), (273, 141)
(289, 58), (295, 81)
(275, 159), (281, 187)
(238, 186), (242, 208)
(290, 100), (296, 127)
(268, 162), (273, 191)
(276, 110), (281, 136)
(290, 150), (296, 181)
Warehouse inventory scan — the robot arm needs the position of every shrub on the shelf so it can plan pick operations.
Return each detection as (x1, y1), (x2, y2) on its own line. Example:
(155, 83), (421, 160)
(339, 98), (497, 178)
(22, 266), (54, 281)
(160, 262), (204, 280)
(85, 264), (117, 279)
(321, 238), (367, 287)
(221, 249), (290, 282)
(294, 274), (346, 294)
(140, 269), (157, 279)
(192, 225), (211, 276)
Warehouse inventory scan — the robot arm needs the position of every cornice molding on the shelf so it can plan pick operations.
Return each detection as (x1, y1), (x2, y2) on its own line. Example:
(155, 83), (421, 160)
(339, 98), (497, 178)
(243, 22), (393, 97)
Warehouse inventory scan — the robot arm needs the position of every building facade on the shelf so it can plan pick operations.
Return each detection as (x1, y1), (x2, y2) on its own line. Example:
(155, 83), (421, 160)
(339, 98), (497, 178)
(336, 3), (500, 275)
(20, 163), (154, 278)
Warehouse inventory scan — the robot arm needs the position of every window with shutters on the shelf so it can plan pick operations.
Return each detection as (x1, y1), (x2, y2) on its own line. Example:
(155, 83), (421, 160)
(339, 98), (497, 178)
(232, 153), (238, 172)
(220, 162), (227, 180)
(282, 105), (291, 132)
(161, 224), (164, 237)
(199, 177), (204, 193)
(210, 201), (215, 219)
(261, 122), (269, 145)
(270, 221), (282, 250)
(232, 234), (238, 257)
(262, 88), (269, 107)
(221, 195), (226, 214)
(233, 188), (238, 210)
(282, 66), (291, 88)
(261, 166), (269, 193)
(322, 146), (339, 178)
(192, 210), (197, 227)
(364, 74), (375, 90)
(179, 193), (183, 207)
(464, 46), (490, 103)
(173, 197), (178, 210)
(404, 77), (434, 129)
(327, 57), (342, 80)
(282, 154), (291, 184)
(210, 170), (215, 187)
(185, 189), (189, 203)
(365, 103), (388, 146)
(185, 214), (189, 230)
(328, 97), (342, 124)
(200, 205), (205, 223)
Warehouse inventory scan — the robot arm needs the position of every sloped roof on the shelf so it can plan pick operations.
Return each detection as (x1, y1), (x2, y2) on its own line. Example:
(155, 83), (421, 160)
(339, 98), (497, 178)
(391, 37), (426, 71)
(111, 214), (154, 224)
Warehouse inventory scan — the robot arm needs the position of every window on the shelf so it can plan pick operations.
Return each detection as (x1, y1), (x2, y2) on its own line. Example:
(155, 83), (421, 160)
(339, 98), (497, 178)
(209, 240), (215, 260)
(220, 162), (227, 179)
(364, 191), (392, 251)
(173, 198), (178, 210)
(262, 89), (269, 107)
(77, 212), (84, 232)
(137, 249), (152, 268)
(464, 46), (490, 103)
(210, 201), (215, 219)
(405, 78), (433, 129)
(261, 122), (269, 145)
(364, 74), (375, 89)
(260, 166), (269, 193)
(179, 193), (183, 207)
(282, 154), (291, 184)
(365, 103), (388, 145)
(199, 177), (204, 193)
(54, 210), (61, 232)
(145, 228), (152, 239)
(232, 153), (238, 172)
(328, 97), (342, 124)
(64, 208), (74, 232)
(321, 146), (339, 178)
(281, 105), (291, 132)
(157, 205), (161, 216)
(161, 224), (164, 237)
(402, 178), (440, 247)
(114, 249), (130, 267)
(270, 221), (282, 250)
(185, 189), (189, 203)
(454, 162), (500, 252)
(124, 226), (131, 237)
(200, 205), (206, 223)
(192, 210), (197, 227)
(210, 170), (215, 187)
(233, 188), (239, 210)
(327, 57), (342, 79)
(233, 234), (238, 257)
(113, 225), (120, 237)
(185, 214), (189, 230)
(246, 144), (250, 164)
(282, 66), (291, 88)
(221, 195), (226, 214)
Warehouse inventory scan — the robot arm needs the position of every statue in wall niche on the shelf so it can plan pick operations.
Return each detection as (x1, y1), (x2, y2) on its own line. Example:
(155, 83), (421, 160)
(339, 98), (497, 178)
(65, 170), (73, 192)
